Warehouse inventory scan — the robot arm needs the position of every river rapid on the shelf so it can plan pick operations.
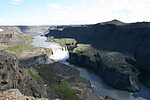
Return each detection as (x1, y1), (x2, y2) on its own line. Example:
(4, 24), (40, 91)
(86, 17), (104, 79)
(31, 35), (150, 100)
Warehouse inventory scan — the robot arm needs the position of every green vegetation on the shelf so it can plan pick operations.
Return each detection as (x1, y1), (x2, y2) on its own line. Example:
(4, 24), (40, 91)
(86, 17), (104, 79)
(52, 80), (81, 100)
(6, 44), (37, 52)
(28, 68), (44, 85)
(36, 67), (53, 81)
(46, 37), (77, 46)
(19, 34), (33, 44)
(73, 44), (93, 53)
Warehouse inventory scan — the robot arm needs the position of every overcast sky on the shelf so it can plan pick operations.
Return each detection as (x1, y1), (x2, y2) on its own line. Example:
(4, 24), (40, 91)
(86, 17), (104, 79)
(0, 0), (149, 25)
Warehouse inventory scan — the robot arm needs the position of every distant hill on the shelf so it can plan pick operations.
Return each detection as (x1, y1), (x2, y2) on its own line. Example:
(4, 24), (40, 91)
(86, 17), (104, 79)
(100, 19), (127, 25)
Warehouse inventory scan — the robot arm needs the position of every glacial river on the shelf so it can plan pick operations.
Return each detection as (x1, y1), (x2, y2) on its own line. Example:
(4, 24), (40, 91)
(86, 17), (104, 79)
(31, 35), (150, 100)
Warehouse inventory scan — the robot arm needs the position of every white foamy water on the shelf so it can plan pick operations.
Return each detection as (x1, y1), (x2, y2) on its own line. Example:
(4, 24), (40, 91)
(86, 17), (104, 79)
(31, 35), (69, 61)
(0, 29), (4, 32)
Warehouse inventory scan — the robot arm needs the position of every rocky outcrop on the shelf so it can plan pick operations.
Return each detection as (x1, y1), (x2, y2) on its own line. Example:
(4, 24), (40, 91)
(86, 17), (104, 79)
(68, 50), (140, 92)
(0, 89), (48, 100)
(0, 50), (48, 98)
(19, 54), (49, 68)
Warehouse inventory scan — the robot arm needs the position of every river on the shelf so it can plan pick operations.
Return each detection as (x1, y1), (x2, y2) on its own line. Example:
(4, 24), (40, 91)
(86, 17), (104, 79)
(31, 35), (150, 100)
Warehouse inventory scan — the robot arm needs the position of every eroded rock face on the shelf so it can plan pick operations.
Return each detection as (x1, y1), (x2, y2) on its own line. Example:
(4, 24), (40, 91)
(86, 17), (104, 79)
(0, 50), (48, 98)
(69, 51), (140, 92)
(19, 54), (49, 68)
(0, 89), (48, 100)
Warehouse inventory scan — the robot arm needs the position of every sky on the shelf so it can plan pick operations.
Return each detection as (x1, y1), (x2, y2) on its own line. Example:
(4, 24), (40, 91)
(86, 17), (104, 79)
(0, 0), (150, 25)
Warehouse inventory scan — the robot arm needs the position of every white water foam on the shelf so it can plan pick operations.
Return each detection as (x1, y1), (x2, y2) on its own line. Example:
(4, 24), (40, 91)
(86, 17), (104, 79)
(0, 29), (4, 32)
(31, 35), (69, 61)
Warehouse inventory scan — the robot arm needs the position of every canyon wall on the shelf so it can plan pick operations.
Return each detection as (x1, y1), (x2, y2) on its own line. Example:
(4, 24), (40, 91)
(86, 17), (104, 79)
(45, 21), (150, 72)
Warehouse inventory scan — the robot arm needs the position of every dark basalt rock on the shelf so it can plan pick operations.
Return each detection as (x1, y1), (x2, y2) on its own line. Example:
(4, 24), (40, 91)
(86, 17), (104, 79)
(68, 51), (140, 92)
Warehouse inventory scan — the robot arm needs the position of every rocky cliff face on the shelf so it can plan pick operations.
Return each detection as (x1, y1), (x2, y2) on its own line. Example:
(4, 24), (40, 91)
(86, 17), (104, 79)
(19, 54), (49, 68)
(45, 21), (150, 73)
(0, 50), (48, 98)
(68, 50), (140, 92)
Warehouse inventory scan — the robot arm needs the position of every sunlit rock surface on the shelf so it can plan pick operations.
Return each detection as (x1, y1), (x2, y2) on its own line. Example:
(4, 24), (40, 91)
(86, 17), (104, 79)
(0, 89), (48, 100)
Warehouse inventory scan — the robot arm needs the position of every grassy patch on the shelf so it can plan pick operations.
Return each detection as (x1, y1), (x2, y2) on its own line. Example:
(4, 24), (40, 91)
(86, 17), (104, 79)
(6, 44), (37, 52)
(19, 34), (33, 44)
(46, 37), (77, 46)
(28, 68), (44, 85)
(52, 80), (81, 100)
(36, 67), (53, 81)
(73, 44), (93, 53)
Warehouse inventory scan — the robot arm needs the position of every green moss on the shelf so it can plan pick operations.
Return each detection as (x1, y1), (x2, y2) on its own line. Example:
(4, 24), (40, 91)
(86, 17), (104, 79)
(73, 44), (93, 53)
(28, 69), (44, 85)
(6, 44), (37, 52)
(36, 67), (53, 81)
(46, 37), (77, 46)
(52, 80), (81, 100)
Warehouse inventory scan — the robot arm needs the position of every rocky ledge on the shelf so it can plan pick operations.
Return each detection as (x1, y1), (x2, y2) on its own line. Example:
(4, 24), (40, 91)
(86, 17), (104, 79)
(68, 50), (140, 92)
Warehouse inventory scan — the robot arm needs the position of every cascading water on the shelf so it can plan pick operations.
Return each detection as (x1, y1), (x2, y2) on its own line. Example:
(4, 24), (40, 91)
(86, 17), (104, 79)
(31, 35), (69, 61)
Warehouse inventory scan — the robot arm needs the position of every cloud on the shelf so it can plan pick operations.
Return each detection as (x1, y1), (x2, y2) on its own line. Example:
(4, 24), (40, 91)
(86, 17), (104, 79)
(46, 4), (62, 10)
(11, 0), (23, 5)
(1, 0), (150, 25)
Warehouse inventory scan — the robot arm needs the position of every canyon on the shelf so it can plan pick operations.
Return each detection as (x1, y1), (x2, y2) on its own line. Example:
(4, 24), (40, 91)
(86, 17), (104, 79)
(0, 20), (150, 100)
